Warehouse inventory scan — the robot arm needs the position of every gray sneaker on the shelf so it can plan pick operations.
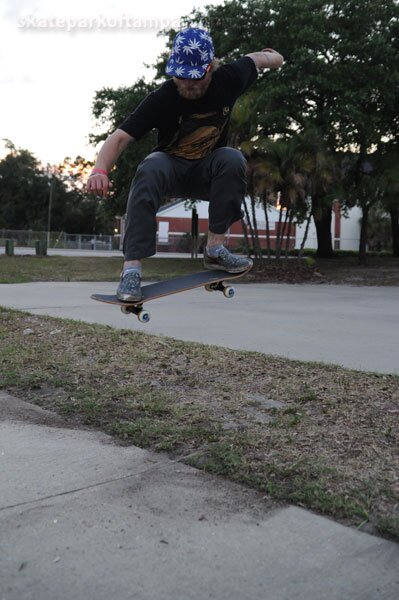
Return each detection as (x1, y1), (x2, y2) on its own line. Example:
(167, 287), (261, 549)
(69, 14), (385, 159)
(116, 271), (142, 302)
(203, 247), (253, 273)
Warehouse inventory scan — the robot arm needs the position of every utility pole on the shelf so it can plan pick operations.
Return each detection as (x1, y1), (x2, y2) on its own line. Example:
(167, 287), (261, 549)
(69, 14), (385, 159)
(47, 177), (55, 247)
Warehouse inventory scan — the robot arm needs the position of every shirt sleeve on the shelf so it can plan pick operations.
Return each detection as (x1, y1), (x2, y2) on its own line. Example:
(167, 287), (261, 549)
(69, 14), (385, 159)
(218, 56), (258, 97)
(117, 90), (162, 141)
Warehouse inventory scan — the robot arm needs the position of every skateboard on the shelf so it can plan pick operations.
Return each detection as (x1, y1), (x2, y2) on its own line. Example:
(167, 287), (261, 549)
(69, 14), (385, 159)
(91, 267), (251, 323)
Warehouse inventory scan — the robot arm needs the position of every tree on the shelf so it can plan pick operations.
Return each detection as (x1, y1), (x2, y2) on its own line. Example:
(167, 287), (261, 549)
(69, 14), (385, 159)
(0, 141), (53, 230)
(299, 130), (340, 259)
(173, 0), (399, 257)
(341, 154), (383, 264)
(0, 141), (109, 234)
(53, 156), (109, 234)
(238, 128), (338, 258)
(341, 147), (399, 262)
(367, 205), (392, 251)
(378, 150), (399, 257)
(244, 136), (310, 258)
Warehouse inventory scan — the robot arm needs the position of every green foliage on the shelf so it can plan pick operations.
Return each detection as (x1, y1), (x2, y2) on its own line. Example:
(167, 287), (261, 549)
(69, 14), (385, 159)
(367, 205), (392, 251)
(341, 148), (399, 259)
(186, 0), (398, 150)
(0, 142), (45, 229)
(0, 142), (112, 234)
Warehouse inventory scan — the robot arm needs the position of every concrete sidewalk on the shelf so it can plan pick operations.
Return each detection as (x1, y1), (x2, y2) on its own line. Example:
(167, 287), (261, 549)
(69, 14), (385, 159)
(1, 392), (398, 600)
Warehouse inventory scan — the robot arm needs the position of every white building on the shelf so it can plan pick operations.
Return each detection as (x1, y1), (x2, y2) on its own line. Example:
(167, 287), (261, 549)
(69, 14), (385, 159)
(155, 197), (361, 252)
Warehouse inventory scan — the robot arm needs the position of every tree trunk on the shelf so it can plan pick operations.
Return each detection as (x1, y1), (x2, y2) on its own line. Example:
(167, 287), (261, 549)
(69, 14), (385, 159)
(358, 204), (369, 265)
(312, 196), (334, 258)
(262, 196), (271, 259)
(278, 209), (290, 259)
(389, 206), (399, 257)
(242, 198), (255, 257)
(275, 206), (284, 259)
(285, 210), (294, 258)
(240, 218), (250, 257)
(298, 209), (313, 258)
(250, 196), (262, 259)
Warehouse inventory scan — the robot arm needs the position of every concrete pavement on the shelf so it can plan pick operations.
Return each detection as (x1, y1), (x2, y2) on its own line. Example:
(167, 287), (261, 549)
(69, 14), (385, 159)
(0, 281), (398, 374)
(1, 392), (398, 600)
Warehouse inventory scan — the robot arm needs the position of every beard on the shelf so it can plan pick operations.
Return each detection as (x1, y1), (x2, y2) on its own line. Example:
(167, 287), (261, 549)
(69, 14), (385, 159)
(173, 75), (212, 100)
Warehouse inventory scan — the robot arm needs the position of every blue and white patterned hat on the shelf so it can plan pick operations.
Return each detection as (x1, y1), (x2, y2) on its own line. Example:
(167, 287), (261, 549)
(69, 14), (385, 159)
(165, 27), (215, 79)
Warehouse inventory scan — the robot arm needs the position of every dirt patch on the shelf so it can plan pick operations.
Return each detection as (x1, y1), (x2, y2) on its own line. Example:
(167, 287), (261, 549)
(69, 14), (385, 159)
(1, 308), (398, 541)
(249, 258), (321, 283)
(315, 257), (399, 286)
(248, 256), (399, 285)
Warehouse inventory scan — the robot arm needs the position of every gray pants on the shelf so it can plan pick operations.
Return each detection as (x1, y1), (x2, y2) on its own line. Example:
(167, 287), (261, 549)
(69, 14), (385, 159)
(123, 147), (247, 260)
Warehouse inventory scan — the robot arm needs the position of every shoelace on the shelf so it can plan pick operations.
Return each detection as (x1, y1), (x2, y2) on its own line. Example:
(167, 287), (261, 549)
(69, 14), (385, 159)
(123, 271), (140, 281)
(218, 248), (242, 264)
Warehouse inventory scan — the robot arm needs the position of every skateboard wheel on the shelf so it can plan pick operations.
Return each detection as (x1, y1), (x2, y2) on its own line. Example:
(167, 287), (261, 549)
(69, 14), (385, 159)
(205, 284), (214, 292)
(223, 286), (235, 298)
(121, 305), (131, 314)
(138, 310), (151, 323)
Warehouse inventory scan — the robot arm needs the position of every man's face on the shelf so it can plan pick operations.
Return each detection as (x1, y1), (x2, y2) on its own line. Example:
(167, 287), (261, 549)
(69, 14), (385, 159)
(173, 68), (213, 100)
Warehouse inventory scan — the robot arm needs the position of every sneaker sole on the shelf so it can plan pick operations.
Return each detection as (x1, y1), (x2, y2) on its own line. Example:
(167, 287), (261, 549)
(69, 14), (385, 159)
(203, 262), (253, 274)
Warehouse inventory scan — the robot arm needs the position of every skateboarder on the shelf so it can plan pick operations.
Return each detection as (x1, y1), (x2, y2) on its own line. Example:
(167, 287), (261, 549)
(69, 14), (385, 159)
(87, 27), (284, 301)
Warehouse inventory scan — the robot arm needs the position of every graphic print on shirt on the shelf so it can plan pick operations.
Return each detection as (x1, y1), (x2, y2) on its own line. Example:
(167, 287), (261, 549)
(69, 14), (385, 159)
(164, 107), (230, 160)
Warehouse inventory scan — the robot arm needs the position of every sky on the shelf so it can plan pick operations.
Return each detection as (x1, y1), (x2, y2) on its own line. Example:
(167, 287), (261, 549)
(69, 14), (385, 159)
(0, 0), (225, 166)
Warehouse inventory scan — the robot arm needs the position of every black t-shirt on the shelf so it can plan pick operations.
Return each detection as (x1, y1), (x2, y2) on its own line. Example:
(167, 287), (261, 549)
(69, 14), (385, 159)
(118, 56), (258, 160)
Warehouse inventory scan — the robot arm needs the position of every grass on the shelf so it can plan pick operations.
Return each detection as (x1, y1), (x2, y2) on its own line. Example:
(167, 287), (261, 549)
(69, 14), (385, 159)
(1, 307), (398, 542)
(0, 255), (204, 284)
(1, 253), (399, 285)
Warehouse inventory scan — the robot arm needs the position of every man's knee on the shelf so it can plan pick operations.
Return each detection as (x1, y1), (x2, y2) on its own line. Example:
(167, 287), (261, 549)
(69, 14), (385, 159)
(212, 147), (247, 173)
(136, 152), (173, 178)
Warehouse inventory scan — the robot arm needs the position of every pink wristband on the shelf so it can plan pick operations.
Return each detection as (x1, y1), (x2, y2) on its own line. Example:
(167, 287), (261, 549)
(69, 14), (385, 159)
(91, 168), (108, 176)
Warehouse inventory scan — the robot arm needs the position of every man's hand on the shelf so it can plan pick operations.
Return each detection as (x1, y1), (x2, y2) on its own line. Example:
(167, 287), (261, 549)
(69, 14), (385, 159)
(246, 48), (284, 70)
(86, 129), (134, 197)
(86, 171), (113, 198)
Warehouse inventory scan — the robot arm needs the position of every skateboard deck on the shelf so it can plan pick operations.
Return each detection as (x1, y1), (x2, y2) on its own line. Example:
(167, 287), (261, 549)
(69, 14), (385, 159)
(91, 267), (251, 323)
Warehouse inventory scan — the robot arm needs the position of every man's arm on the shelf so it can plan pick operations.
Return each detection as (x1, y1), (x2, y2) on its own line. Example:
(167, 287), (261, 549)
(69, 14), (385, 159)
(86, 129), (134, 197)
(246, 48), (284, 70)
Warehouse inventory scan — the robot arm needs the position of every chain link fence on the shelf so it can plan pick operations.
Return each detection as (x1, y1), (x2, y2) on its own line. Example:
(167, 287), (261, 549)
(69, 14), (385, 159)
(0, 230), (116, 251)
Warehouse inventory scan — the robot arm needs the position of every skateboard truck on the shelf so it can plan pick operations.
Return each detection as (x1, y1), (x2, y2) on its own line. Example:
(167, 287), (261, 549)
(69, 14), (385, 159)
(120, 304), (151, 323)
(204, 281), (235, 298)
